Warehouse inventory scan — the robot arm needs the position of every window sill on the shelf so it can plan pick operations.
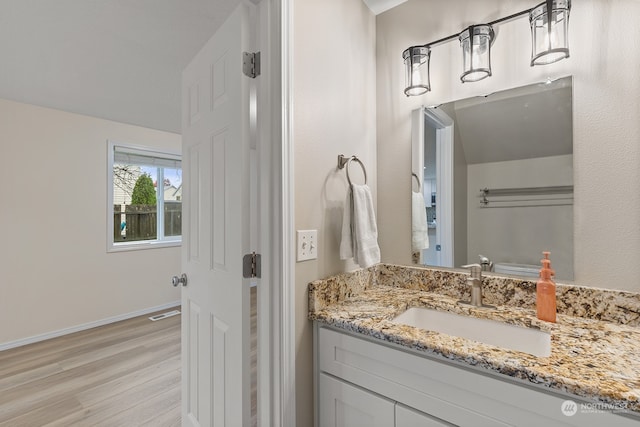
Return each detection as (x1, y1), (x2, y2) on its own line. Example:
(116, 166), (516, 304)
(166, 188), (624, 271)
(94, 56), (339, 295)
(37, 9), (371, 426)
(108, 239), (182, 253)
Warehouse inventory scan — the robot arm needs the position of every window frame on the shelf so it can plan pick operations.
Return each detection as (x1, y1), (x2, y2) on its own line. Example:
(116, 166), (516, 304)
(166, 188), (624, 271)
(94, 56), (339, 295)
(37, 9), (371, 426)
(107, 140), (182, 252)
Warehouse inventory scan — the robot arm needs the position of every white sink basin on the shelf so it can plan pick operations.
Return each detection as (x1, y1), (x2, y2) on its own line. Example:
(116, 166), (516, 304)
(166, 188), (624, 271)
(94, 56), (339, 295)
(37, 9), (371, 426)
(391, 307), (551, 357)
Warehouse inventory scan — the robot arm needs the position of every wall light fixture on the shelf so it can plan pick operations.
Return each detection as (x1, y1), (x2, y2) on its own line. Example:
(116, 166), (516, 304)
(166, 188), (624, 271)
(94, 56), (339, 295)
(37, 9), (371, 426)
(530, 0), (571, 65)
(403, 46), (431, 96)
(403, 0), (571, 96)
(459, 24), (495, 83)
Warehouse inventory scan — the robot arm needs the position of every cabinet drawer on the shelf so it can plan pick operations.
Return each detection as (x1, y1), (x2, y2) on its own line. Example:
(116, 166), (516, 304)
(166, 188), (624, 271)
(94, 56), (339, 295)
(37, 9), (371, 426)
(319, 373), (395, 427)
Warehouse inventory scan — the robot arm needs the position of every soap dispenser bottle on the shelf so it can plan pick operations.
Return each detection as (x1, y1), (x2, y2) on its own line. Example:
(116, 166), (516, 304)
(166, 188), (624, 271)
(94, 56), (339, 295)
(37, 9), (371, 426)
(536, 251), (557, 323)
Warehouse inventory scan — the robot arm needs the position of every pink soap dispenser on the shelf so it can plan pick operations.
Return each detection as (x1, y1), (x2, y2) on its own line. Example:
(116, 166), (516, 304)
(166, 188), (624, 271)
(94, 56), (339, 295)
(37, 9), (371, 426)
(536, 251), (557, 323)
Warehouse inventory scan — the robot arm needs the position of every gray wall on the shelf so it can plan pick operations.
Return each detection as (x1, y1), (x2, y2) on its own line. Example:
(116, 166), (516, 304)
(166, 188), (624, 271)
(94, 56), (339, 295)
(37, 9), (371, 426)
(466, 155), (574, 279)
(293, 0), (376, 425)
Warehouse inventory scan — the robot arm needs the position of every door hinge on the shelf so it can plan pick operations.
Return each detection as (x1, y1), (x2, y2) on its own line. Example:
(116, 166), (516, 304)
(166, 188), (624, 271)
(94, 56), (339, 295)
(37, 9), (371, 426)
(243, 252), (262, 278)
(243, 52), (261, 78)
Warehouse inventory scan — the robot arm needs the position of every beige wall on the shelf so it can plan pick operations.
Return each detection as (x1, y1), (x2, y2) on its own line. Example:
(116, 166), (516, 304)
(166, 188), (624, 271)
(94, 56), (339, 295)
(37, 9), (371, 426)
(293, 0), (376, 424)
(376, 0), (640, 290)
(0, 99), (181, 346)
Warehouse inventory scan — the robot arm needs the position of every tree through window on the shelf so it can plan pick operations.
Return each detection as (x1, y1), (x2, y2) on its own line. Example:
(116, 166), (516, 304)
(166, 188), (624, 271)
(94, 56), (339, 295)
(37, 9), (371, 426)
(108, 142), (182, 250)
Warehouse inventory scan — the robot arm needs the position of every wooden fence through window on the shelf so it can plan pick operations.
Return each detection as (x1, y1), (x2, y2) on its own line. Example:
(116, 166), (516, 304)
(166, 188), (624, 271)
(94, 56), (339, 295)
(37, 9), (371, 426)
(114, 202), (182, 242)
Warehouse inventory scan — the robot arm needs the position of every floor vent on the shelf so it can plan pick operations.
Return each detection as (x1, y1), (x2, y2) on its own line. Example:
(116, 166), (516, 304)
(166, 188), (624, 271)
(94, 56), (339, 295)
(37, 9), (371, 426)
(149, 310), (181, 321)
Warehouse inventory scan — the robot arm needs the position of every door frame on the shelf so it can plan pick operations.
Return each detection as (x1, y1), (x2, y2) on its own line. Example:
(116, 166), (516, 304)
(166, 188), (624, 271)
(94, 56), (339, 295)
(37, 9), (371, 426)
(268, 0), (296, 425)
(423, 107), (455, 268)
(280, 0), (297, 422)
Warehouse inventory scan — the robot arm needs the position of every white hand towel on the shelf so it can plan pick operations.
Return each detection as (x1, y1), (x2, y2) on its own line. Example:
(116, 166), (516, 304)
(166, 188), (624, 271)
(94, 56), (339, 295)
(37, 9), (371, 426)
(339, 187), (354, 261)
(412, 191), (430, 251)
(340, 184), (380, 268)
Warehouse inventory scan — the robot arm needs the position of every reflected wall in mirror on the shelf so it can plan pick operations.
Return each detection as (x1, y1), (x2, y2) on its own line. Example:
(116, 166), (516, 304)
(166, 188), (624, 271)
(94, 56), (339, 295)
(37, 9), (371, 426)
(411, 77), (573, 280)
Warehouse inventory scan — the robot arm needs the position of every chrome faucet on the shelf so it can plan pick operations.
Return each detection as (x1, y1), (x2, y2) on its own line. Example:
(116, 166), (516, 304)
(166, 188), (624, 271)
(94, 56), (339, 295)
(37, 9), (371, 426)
(479, 254), (494, 272)
(458, 264), (495, 309)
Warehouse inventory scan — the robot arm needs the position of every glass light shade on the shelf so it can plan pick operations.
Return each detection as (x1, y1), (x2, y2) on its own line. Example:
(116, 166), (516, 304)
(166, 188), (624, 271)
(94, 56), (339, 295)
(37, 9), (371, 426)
(459, 24), (494, 83)
(529, 0), (571, 66)
(403, 46), (431, 96)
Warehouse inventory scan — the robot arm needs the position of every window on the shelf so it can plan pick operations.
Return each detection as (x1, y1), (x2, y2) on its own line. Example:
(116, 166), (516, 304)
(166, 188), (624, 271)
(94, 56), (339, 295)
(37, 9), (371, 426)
(107, 141), (182, 251)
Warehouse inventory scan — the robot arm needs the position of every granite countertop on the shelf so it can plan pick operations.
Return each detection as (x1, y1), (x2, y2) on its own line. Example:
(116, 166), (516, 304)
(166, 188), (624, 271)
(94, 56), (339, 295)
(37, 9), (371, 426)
(308, 264), (640, 415)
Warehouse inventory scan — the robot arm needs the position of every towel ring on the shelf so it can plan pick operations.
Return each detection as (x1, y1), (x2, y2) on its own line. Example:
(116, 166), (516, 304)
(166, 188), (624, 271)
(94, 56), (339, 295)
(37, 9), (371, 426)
(412, 172), (421, 191)
(338, 155), (367, 186)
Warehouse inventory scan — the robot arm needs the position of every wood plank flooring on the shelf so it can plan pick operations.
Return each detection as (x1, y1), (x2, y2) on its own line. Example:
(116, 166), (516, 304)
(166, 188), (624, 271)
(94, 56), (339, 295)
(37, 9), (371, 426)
(0, 286), (258, 426)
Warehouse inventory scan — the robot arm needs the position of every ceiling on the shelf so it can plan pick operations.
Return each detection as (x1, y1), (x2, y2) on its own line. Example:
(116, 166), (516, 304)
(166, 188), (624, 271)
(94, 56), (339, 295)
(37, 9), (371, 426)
(362, 0), (407, 15)
(0, 0), (243, 133)
(442, 79), (573, 165)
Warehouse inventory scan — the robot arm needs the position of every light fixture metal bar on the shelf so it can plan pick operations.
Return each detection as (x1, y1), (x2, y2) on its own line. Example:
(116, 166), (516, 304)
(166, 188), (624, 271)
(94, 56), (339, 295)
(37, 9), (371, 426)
(425, 34), (459, 49)
(487, 8), (531, 26)
(417, 7), (532, 50)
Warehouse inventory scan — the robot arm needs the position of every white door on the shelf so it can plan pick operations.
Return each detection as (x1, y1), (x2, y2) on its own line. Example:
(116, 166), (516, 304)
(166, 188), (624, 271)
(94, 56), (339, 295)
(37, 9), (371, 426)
(181, 3), (255, 426)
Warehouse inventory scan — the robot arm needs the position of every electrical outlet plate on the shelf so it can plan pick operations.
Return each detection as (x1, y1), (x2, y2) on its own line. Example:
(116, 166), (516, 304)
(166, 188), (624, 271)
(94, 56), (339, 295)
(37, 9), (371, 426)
(297, 229), (318, 261)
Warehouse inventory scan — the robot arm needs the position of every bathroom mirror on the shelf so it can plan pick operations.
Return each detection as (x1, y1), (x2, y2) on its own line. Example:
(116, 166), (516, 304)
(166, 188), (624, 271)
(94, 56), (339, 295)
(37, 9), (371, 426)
(411, 77), (574, 280)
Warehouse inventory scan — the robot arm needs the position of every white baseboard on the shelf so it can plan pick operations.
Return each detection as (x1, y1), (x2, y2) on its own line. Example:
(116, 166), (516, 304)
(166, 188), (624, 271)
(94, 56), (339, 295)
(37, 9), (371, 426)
(0, 300), (181, 352)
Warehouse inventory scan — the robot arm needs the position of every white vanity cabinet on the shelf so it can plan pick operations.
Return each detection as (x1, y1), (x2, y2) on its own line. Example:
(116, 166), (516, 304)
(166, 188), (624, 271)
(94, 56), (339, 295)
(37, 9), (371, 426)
(314, 324), (640, 427)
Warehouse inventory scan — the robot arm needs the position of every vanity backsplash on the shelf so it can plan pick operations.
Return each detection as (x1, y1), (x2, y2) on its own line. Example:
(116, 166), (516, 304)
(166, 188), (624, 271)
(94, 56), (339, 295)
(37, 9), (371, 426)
(309, 263), (640, 327)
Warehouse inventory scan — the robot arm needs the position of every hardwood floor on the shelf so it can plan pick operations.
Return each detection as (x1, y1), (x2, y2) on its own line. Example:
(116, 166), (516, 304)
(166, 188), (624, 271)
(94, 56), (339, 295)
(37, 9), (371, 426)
(0, 286), (258, 426)
(0, 308), (181, 426)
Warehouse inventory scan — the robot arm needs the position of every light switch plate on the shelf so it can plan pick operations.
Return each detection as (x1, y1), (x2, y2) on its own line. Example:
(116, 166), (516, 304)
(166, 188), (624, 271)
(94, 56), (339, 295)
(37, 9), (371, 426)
(297, 230), (318, 261)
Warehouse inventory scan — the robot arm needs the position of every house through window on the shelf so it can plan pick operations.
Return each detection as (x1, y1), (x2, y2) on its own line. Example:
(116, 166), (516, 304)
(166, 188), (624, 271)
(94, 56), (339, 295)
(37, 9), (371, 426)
(108, 141), (182, 251)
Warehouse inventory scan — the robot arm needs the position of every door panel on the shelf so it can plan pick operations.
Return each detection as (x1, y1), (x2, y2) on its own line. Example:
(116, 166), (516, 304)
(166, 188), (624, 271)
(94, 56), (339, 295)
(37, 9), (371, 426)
(181, 3), (254, 426)
(212, 130), (228, 270)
